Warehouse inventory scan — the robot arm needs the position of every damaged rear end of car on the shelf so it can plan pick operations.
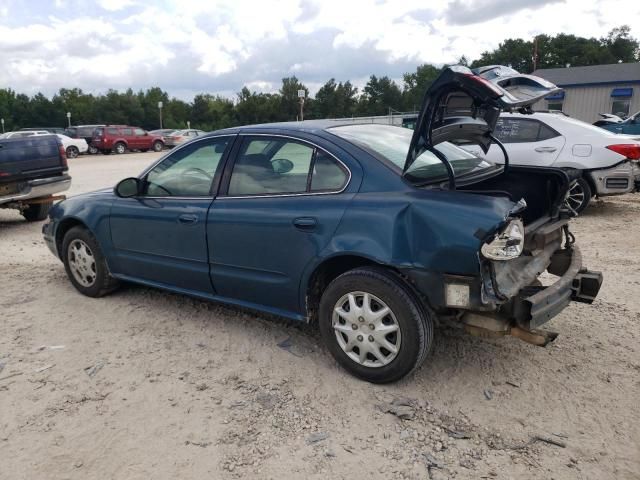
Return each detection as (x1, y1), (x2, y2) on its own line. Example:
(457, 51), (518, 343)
(403, 65), (603, 345)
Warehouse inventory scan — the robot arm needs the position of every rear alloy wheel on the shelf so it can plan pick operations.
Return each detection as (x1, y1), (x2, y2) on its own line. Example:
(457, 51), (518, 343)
(319, 267), (433, 383)
(152, 141), (163, 152)
(565, 177), (592, 214)
(66, 146), (79, 158)
(88, 145), (99, 155)
(114, 142), (127, 154)
(62, 226), (119, 297)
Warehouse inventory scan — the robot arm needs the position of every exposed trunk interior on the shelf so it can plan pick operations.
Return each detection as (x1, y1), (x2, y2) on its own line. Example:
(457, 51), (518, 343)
(458, 166), (569, 225)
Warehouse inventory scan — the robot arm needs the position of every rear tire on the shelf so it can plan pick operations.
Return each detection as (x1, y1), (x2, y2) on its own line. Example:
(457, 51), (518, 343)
(114, 142), (127, 154)
(88, 145), (99, 155)
(318, 266), (433, 383)
(66, 146), (79, 158)
(152, 141), (163, 152)
(22, 201), (52, 222)
(62, 226), (119, 297)
(565, 177), (592, 214)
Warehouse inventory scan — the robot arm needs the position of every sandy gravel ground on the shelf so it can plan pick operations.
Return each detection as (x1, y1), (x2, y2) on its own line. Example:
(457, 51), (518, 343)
(1, 152), (639, 480)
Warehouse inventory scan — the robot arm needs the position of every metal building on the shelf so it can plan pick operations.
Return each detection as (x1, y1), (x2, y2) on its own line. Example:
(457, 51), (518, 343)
(531, 63), (640, 123)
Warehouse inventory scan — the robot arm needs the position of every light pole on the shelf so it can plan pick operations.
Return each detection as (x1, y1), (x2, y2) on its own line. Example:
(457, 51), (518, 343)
(66, 112), (71, 128)
(297, 89), (305, 121)
(1, 118), (4, 134)
(158, 101), (163, 129)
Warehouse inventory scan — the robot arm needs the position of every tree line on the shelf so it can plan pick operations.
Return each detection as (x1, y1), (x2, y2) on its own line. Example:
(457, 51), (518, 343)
(0, 26), (637, 132)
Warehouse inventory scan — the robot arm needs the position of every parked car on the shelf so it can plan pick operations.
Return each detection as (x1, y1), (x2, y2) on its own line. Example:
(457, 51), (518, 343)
(91, 126), (164, 154)
(598, 110), (640, 136)
(466, 112), (640, 213)
(65, 125), (105, 154)
(43, 65), (601, 383)
(0, 130), (50, 139)
(592, 113), (624, 128)
(19, 127), (67, 135)
(164, 129), (206, 147)
(51, 134), (88, 158)
(149, 129), (177, 136)
(1, 134), (71, 221)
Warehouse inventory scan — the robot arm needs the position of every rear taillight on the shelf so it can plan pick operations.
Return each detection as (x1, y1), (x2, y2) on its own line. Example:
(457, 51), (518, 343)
(606, 144), (640, 160)
(59, 143), (68, 167)
(464, 73), (504, 96)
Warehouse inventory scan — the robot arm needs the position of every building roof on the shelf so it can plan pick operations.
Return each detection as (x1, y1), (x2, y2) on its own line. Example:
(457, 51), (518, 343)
(532, 62), (640, 88)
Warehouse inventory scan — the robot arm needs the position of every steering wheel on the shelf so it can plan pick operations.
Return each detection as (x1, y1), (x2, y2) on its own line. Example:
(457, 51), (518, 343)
(182, 167), (213, 181)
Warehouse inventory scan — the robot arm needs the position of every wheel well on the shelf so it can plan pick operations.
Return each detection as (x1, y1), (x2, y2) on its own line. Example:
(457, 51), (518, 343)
(305, 255), (380, 323)
(581, 171), (597, 198)
(55, 218), (87, 257)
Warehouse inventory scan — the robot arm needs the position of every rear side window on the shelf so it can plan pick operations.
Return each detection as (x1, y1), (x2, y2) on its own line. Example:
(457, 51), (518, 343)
(227, 137), (348, 196)
(122, 128), (133, 136)
(107, 128), (119, 135)
(494, 119), (560, 143)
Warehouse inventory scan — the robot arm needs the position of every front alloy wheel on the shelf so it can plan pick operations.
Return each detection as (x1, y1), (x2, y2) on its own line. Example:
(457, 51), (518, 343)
(62, 226), (119, 297)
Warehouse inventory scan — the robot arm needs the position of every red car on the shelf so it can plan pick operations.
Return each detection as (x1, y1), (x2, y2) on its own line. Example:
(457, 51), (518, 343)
(91, 126), (164, 154)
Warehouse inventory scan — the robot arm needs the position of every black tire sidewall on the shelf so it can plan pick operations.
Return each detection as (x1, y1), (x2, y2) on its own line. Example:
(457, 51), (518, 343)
(153, 141), (163, 152)
(66, 146), (79, 158)
(61, 226), (113, 297)
(115, 143), (126, 154)
(319, 268), (432, 383)
(22, 202), (52, 222)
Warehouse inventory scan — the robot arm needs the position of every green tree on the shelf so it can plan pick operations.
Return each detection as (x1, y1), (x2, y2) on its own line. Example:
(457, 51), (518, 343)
(357, 75), (403, 116)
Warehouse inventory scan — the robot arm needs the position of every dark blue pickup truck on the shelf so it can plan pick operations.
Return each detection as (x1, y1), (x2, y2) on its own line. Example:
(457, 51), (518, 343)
(0, 135), (71, 221)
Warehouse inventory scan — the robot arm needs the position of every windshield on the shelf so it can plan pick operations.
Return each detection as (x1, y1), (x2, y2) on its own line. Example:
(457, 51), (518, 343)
(329, 124), (496, 184)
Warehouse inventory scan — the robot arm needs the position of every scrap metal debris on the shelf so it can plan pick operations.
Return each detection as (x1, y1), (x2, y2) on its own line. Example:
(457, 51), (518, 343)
(532, 434), (567, 448)
(84, 361), (105, 378)
(306, 432), (330, 444)
(484, 389), (493, 400)
(378, 397), (416, 420)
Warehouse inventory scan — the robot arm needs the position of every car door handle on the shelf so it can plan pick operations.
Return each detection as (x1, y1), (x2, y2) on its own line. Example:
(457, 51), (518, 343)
(177, 214), (199, 225)
(293, 217), (317, 231)
(534, 146), (557, 153)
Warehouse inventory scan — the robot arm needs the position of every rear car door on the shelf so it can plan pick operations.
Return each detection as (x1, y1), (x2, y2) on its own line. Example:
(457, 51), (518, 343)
(109, 135), (234, 293)
(483, 117), (565, 167)
(133, 128), (147, 149)
(207, 134), (355, 316)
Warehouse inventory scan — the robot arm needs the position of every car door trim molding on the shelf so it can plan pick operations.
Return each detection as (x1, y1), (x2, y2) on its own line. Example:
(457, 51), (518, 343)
(220, 133), (352, 199)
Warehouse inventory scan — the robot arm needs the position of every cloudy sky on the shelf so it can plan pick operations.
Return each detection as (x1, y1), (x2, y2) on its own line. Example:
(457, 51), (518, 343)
(0, 0), (638, 100)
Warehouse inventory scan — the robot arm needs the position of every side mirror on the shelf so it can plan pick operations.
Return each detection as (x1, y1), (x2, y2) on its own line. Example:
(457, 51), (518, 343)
(272, 158), (294, 174)
(114, 177), (141, 198)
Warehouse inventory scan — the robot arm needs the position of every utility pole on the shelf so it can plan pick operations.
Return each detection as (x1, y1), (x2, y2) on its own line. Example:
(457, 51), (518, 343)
(1, 118), (4, 134)
(532, 36), (538, 72)
(298, 89), (305, 121)
(66, 112), (71, 128)
(158, 101), (163, 129)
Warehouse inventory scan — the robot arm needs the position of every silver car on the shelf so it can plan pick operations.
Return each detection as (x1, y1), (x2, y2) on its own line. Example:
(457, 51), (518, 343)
(164, 129), (206, 147)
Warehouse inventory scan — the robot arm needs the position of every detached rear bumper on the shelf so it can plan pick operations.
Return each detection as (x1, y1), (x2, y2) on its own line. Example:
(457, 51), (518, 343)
(506, 246), (602, 329)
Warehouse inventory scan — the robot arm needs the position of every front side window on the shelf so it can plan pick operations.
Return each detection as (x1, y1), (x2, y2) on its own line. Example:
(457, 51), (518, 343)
(227, 137), (348, 196)
(144, 138), (230, 197)
(135, 128), (145, 136)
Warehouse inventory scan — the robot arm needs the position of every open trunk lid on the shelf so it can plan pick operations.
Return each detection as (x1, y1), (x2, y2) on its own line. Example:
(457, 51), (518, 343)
(405, 65), (562, 185)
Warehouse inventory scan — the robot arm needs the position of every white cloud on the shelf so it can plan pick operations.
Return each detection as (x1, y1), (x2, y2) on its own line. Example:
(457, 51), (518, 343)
(0, 0), (638, 100)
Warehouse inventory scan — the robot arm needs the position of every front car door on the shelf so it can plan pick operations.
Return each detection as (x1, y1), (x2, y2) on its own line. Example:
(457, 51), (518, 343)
(207, 134), (356, 318)
(109, 135), (234, 293)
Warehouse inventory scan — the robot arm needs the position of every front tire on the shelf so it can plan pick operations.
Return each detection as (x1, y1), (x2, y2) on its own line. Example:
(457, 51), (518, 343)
(318, 267), (433, 383)
(62, 226), (119, 297)
(22, 201), (52, 222)
(66, 146), (79, 158)
(565, 177), (592, 214)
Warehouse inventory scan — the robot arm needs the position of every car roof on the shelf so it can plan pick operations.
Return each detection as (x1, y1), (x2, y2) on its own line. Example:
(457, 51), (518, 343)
(207, 119), (393, 138)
